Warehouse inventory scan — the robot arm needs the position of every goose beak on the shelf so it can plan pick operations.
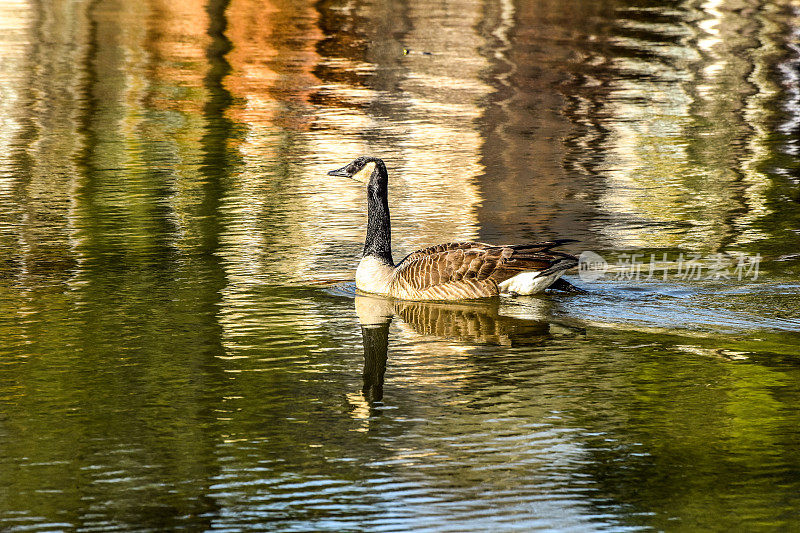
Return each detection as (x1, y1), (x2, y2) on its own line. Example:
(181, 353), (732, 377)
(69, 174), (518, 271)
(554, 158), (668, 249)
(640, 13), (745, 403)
(327, 165), (351, 178)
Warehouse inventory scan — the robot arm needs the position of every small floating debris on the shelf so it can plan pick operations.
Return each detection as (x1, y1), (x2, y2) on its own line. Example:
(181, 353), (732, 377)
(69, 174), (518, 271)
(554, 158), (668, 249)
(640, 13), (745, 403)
(719, 350), (750, 361)
(675, 344), (751, 361)
(306, 277), (352, 286)
(323, 282), (357, 298)
(403, 47), (433, 56)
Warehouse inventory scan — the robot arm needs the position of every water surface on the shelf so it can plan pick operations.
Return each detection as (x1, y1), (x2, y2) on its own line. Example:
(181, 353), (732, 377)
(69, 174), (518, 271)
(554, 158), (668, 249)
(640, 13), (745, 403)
(1, 0), (800, 530)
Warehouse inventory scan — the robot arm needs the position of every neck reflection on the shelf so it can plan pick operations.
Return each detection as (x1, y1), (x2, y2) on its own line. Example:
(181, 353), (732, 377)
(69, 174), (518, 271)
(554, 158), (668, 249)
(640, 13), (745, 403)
(354, 295), (558, 407)
(360, 322), (390, 404)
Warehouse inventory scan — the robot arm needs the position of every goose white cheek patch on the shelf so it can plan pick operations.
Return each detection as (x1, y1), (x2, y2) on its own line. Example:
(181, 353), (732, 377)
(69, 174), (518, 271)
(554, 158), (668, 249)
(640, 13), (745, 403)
(352, 162), (375, 183)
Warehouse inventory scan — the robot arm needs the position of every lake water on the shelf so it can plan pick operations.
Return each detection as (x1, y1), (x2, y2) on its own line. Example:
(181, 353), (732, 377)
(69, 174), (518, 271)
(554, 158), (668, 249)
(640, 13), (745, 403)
(1, 0), (800, 530)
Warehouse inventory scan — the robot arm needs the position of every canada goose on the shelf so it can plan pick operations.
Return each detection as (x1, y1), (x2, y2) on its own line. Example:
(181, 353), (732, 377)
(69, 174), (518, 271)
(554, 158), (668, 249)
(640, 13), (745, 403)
(328, 156), (582, 301)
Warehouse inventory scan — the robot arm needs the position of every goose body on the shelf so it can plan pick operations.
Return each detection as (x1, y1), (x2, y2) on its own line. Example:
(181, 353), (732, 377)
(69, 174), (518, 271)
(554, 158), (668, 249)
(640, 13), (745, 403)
(328, 156), (580, 301)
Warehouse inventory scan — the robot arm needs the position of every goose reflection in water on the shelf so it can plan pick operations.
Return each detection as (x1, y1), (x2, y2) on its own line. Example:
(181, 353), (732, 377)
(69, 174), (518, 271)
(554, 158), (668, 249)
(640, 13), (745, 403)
(354, 295), (571, 405)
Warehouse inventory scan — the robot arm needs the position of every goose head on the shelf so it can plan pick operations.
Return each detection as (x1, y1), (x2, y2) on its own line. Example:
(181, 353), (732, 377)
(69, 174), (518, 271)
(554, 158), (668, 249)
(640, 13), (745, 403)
(327, 156), (387, 186)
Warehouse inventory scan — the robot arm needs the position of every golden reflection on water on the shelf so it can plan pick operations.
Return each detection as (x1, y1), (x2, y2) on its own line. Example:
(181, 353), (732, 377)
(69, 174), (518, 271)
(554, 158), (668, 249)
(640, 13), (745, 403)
(0, 0), (797, 362)
(0, 1), (30, 188)
(1, 0), (798, 295)
(209, 0), (495, 288)
(303, 0), (490, 257)
(595, 1), (797, 250)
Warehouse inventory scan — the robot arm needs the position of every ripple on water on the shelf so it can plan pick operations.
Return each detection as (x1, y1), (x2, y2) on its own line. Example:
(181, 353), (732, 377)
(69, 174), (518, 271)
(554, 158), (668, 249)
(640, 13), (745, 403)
(206, 421), (620, 532)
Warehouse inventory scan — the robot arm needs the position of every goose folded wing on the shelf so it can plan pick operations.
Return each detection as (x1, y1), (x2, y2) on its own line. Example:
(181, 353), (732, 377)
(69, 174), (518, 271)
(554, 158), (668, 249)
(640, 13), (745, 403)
(392, 246), (503, 299)
(396, 241), (492, 266)
(392, 241), (579, 300)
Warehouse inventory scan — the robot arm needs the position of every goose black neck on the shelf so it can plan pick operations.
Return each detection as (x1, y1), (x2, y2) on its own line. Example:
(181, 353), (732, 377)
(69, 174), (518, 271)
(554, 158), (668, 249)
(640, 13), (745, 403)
(363, 160), (393, 265)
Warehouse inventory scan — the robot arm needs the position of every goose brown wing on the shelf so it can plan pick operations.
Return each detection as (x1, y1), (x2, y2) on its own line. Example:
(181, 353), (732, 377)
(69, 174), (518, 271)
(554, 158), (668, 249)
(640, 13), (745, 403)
(391, 241), (578, 300)
(392, 246), (502, 300)
(396, 241), (492, 266)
